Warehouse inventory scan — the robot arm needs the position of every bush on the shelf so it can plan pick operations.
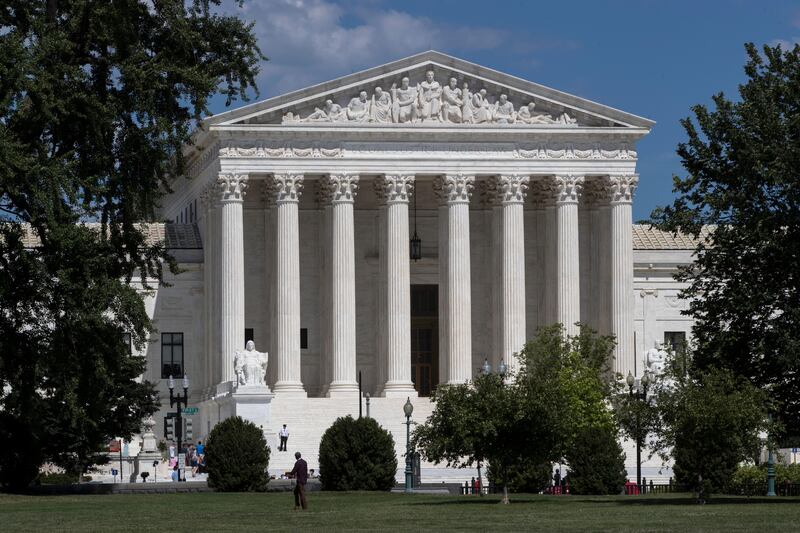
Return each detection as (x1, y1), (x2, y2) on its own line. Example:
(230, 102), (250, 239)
(318, 416), (397, 491)
(566, 425), (627, 495)
(205, 416), (270, 492)
(37, 472), (80, 485)
(726, 464), (764, 496)
(487, 461), (552, 493)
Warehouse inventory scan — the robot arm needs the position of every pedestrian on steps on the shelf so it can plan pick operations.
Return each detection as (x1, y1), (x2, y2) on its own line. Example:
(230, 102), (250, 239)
(279, 424), (289, 451)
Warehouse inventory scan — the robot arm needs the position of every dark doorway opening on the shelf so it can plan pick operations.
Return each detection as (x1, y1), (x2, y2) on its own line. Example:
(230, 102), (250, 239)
(410, 284), (439, 396)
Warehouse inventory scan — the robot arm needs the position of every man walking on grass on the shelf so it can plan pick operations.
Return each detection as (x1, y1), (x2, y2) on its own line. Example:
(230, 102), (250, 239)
(290, 451), (308, 510)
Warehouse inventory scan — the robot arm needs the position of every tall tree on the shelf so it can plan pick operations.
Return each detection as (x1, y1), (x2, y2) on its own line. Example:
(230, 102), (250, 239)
(650, 43), (800, 441)
(0, 0), (263, 489)
(413, 325), (618, 501)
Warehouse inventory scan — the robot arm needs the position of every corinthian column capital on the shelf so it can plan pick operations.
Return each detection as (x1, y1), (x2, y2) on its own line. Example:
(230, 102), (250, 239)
(375, 174), (415, 204)
(216, 173), (248, 202)
(553, 174), (584, 204)
(320, 173), (359, 204)
(489, 174), (530, 205)
(272, 173), (304, 204)
(605, 174), (639, 204)
(433, 173), (475, 205)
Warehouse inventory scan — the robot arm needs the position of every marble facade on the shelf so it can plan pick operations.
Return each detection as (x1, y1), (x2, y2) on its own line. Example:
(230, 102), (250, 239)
(138, 52), (695, 480)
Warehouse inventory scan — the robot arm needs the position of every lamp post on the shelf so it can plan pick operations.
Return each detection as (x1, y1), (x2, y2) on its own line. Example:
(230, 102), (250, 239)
(767, 414), (776, 497)
(403, 397), (414, 493)
(626, 370), (650, 491)
(168, 374), (190, 482)
(481, 359), (508, 501)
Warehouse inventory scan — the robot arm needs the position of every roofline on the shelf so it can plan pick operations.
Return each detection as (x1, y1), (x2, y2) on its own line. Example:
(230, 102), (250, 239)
(205, 50), (655, 129)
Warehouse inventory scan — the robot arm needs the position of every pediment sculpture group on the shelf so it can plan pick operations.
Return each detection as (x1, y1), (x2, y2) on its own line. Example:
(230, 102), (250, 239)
(282, 70), (577, 126)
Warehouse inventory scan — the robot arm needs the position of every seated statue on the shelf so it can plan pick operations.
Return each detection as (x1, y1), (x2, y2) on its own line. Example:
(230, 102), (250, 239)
(371, 87), (392, 123)
(392, 78), (417, 123)
(442, 77), (463, 123)
(347, 91), (371, 122)
(645, 342), (668, 375)
(234, 340), (269, 387)
(492, 93), (515, 124)
(516, 102), (557, 124)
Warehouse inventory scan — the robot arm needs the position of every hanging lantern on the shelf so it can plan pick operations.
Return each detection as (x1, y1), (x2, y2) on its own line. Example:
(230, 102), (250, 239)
(410, 191), (422, 261)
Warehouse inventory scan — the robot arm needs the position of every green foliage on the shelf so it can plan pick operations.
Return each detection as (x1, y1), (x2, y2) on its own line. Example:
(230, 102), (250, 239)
(727, 463), (800, 495)
(318, 416), (397, 491)
(566, 425), (627, 495)
(652, 367), (770, 495)
(487, 461), (552, 494)
(0, 1), (263, 489)
(37, 471), (79, 485)
(649, 42), (800, 440)
(205, 416), (270, 492)
(414, 324), (618, 500)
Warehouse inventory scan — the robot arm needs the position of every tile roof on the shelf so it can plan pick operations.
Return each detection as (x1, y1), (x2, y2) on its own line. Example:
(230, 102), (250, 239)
(633, 224), (712, 250)
(17, 223), (202, 249)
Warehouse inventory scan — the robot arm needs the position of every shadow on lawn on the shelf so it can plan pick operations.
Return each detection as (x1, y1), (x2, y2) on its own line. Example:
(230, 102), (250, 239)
(408, 495), (800, 507)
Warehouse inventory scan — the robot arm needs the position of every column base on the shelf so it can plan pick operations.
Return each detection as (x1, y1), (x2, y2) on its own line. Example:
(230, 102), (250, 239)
(382, 382), (418, 398)
(272, 381), (306, 397)
(326, 382), (359, 397)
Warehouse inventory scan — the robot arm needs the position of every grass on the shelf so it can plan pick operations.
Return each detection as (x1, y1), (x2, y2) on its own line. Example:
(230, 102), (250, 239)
(1, 491), (800, 532)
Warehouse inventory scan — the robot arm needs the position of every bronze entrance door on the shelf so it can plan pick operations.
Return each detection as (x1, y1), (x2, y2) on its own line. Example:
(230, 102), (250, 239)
(410, 285), (438, 397)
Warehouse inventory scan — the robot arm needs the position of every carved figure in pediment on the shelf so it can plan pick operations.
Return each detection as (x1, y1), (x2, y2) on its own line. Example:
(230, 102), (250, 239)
(442, 77), (463, 123)
(392, 77), (417, 123)
(461, 83), (474, 124)
(282, 112), (299, 123)
(303, 99), (346, 122)
(472, 89), (493, 124)
(417, 69), (442, 122)
(554, 111), (578, 125)
(347, 91), (371, 122)
(234, 340), (268, 388)
(493, 93), (515, 124)
(370, 87), (393, 123)
(517, 102), (556, 124)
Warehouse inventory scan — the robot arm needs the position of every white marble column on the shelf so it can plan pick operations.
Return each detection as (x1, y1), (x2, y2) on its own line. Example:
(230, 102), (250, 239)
(375, 174), (417, 396)
(200, 188), (214, 392)
(272, 174), (306, 395)
(491, 175), (529, 376)
(434, 174), (475, 384)
(554, 175), (584, 336)
(322, 173), (360, 396)
(607, 174), (638, 376)
(216, 173), (248, 383)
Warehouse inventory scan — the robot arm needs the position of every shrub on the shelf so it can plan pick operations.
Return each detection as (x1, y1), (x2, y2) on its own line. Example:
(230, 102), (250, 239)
(566, 425), (627, 495)
(318, 416), (397, 491)
(205, 416), (270, 492)
(37, 472), (80, 485)
(487, 461), (552, 493)
(726, 464), (764, 496)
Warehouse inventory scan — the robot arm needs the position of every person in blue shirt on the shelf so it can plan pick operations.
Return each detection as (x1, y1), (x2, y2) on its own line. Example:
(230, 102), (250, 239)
(171, 466), (179, 482)
(196, 441), (204, 456)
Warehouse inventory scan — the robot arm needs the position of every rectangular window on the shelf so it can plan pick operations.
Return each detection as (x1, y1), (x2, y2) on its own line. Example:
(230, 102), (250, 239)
(122, 332), (132, 355)
(300, 328), (308, 350)
(245, 328), (254, 345)
(161, 332), (184, 378)
(664, 331), (687, 352)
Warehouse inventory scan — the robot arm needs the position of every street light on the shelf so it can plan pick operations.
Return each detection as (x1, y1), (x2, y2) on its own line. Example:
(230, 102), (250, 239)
(481, 358), (507, 378)
(403, 397), (414, 493)
(626, 370), (651, 491)
(168, 374), (190, 482)
(767, 414), (776, 497)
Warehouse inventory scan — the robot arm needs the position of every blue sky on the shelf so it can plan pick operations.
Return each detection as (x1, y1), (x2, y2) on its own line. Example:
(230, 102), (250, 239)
(212, 0), (800, 221)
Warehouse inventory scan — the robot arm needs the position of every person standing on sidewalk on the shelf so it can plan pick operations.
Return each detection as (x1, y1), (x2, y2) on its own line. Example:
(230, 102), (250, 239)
(279, 424), (289, 452)
(290, 452), (308, 510)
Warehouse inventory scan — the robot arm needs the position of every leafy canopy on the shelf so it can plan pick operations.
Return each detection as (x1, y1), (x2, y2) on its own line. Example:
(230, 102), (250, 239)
(0, 0), (263, 489)
(649, 43), (800, 441)
(413, 324), (619, 498)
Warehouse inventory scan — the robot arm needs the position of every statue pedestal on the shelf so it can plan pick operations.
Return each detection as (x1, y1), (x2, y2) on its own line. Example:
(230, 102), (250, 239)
(215, 383), (276, 443)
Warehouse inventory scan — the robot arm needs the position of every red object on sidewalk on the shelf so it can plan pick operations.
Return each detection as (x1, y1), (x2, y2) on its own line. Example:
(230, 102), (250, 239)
(625, 481), (640, 495)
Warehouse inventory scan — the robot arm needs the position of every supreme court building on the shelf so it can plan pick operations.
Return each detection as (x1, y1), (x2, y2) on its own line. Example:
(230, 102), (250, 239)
(142, 51), (695, 479)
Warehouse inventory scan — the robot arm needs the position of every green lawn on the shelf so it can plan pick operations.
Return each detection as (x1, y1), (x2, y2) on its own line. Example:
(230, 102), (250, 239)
(1, 491), (799, 532)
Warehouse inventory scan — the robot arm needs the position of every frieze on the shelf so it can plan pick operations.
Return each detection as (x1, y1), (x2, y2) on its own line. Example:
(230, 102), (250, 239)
(220, 142), (343, 158)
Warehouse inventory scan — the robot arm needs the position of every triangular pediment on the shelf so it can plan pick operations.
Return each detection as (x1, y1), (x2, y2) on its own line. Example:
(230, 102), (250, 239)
(208, 51), (653, 129)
